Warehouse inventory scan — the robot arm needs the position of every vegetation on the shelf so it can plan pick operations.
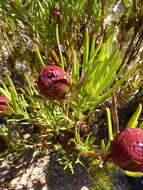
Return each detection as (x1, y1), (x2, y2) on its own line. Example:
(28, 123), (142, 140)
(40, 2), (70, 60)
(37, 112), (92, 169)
(0, 0), (143, 189)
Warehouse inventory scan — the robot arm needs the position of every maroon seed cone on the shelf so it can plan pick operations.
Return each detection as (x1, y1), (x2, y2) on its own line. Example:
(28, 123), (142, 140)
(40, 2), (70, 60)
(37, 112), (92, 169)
(110, 128), (143, 172)
(38, 66), (71, 100)
(0, 96), (10, 111)
(51, 8), (63, 21)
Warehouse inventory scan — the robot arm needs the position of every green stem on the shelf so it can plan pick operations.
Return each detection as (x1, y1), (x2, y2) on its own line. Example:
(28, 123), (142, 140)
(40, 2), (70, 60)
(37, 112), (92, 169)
(35, 45), (45, 68)
(56, 24), (64, 68)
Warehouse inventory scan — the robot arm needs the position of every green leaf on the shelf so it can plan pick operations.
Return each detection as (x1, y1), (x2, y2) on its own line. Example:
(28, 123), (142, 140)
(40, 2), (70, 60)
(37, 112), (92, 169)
(106, 107), (113, 141)
(14, 0), (24, 9)
(0, 88), (11, 101)
(34, 45), (45, 68)
(75, 0), (88, 12)
(90, 34), (97, 58)
(125, 104), (142, 129)
(122, 170), (143, 177)
(100, 139), (106, 149)
(82, 28), (89, 72)
(7, 75), (18, 100)
(92, 63), (137, 107)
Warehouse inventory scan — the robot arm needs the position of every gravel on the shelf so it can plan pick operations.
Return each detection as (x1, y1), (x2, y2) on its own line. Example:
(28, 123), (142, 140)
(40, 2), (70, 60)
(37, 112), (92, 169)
(0, 150), (90, 190)
(0, 148), (135, 190)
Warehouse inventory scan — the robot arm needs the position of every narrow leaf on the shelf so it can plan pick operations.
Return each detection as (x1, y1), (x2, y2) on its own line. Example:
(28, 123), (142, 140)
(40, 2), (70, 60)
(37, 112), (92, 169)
(125, 104), (142, 129)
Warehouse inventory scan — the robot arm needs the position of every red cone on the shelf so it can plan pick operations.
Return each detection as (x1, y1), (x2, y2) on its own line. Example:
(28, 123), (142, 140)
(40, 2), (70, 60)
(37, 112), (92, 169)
(111, 128), (143, 172)
(38, 66), (71, 100)
(0, 96), (10, 111)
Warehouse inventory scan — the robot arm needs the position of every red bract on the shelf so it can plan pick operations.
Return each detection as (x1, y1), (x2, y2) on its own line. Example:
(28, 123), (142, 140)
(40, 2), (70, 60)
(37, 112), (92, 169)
(0, 96), (9, 111)
(38, 66), (71, 100)
(110, 128), (143, 172)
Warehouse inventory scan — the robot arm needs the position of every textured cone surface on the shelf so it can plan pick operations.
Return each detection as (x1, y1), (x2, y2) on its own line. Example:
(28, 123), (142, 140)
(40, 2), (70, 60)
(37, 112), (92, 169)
(111, 128), (143, 172)
(38, 66), (71, 100)
(0, 96), (9, 111)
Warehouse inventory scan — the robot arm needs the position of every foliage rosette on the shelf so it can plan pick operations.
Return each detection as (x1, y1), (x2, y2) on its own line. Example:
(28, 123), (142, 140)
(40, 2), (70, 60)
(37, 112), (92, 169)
(0, 96), (10, 111)
(38, 66), (71, 100)
(110, 128), (143, 172)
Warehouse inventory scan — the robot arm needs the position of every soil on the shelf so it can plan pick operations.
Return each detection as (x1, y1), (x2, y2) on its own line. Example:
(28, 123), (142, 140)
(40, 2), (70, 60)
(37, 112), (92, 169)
(0, 150), (91, 190)
(0, 149), (141, 190)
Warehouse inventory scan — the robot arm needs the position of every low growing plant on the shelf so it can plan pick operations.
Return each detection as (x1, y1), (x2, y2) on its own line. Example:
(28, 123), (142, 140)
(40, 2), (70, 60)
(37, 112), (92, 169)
(0, 0), (143, 189)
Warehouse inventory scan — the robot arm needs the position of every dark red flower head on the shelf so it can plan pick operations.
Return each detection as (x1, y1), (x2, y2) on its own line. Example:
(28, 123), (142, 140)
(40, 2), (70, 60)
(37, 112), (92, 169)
(51, 8), (63, 21)
(110, 128), (143, 172)
(38, 66), (71, 100)
(0, 96), (10, 111)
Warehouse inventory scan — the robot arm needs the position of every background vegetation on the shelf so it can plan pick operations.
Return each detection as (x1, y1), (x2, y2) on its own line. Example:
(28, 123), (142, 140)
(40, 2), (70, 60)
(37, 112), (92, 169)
(0, 0), (143, 189)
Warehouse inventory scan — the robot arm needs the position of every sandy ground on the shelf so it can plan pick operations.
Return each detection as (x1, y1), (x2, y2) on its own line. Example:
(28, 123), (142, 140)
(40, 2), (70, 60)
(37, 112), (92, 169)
(0, 150), (91, 190)
(0, 149), (136, 190)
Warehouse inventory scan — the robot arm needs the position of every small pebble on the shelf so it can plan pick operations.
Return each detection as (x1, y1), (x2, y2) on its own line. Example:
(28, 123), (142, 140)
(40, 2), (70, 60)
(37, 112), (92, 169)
(80, 186), (89, 190)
